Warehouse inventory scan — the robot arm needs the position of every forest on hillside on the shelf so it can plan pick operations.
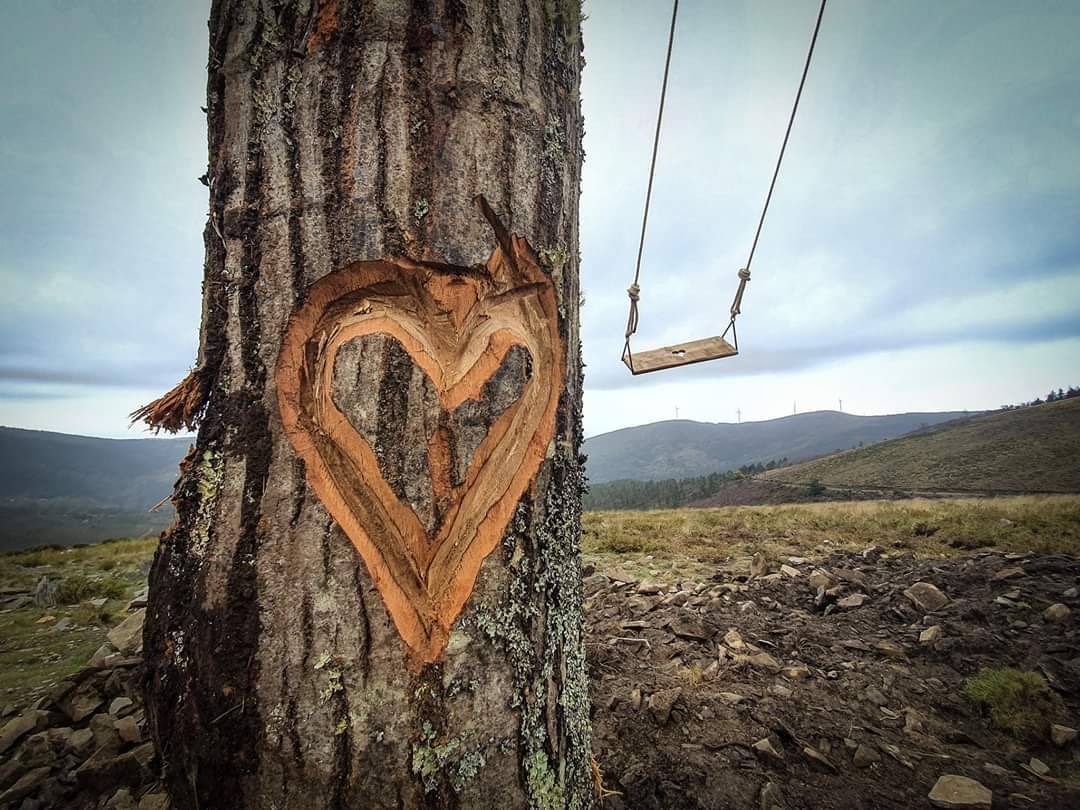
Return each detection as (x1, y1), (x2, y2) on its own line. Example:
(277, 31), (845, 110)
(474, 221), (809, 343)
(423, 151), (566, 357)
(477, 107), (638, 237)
(584, 459), (789, 511)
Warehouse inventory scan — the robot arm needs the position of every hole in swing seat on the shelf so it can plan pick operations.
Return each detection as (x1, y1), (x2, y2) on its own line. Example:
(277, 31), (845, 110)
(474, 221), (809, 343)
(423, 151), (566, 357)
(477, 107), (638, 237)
(624, 335), (738, 375)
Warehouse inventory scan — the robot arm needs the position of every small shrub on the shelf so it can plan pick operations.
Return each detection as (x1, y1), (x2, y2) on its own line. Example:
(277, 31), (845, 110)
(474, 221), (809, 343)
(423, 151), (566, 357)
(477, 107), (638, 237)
(807, 479), (826, 497)
(964, 667), (1057, 740)
(55, 575), (126, 605)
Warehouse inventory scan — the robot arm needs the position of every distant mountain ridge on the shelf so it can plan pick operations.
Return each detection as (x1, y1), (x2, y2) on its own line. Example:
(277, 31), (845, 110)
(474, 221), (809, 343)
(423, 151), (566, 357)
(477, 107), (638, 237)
(583, 410), (974, 484)
(0, 427), (190, 550)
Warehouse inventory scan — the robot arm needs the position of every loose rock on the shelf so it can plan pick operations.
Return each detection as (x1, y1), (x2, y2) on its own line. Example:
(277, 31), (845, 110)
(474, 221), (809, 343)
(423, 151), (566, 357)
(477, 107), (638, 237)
(928, 775), (992, 809)
(853, 743), (879, 768)
(904, 582), (948, 612)
(1050, 724), (1077, 747)
(920, 625), (944, 644)
(647, 688), (682, 726)
(1043, 603), (1071, 623)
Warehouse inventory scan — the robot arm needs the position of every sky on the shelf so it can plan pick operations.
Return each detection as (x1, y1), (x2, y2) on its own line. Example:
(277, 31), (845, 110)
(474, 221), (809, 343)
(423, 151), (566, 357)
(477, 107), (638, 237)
(1, 0), (1078, 440)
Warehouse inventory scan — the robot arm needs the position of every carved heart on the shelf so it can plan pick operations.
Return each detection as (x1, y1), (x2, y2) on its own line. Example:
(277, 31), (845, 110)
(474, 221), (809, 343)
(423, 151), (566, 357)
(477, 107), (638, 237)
(276, 211), (563, 665)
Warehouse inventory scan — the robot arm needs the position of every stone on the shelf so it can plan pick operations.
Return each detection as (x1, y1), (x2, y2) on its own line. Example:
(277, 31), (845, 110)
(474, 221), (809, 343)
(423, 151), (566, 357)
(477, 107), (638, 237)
(904, 709), (923, 734)
(1043, 603), (1071, 623)
(664, 590), (693, 607)
(992, 567), (1024, 581)
(779, 564), (801, 578)
(0, 711), (48, 755)
(782, 665), (810, 681)
(636, 580), (662, 595)
(88, 597), (108, 608)
(735, 652), (781, 672)
(928, 775), (992, 809)
(127, 589), (149, 610)
(88, 643), (115, 668)
(862, 545), (884, 562)
(51, 617), (74, 632)
(1027, 757), (1049, 776)
(904, 582), (948, 612)
(750, 552), (768, 578)
(58, 684), (104, 723)
(0, 757), (26, 791)
(90, 712), (122, 754)
(670, 617), (710, 642)
(647, 688), (682, 726)
(628, 688), (642, 711)
(837, 594), (868, 609)
(69, 728), (94, 757)
(982, 762), (1010, 777)
(920, 625), (944, 644)
(32, 577), (57, 607)
(808, 569), (834, 590)
(753, 738), (784, 762)
(0, 767), (51, 805)
(723, 628), (746, 650)
(18, 733), (52, 768)
(802, 745), (836, 772)
(1063, 587), (1078, 599)
(109, 697), (133, 717)
(874, 640), (905, 658)
(853, 744), (879, 768)
(1050, 724), (1077, 747)
(768, 684), (793, 698)
(138, 794), (170, 810)
(106, 609), (145, 655)
(114, 716), (141, 745)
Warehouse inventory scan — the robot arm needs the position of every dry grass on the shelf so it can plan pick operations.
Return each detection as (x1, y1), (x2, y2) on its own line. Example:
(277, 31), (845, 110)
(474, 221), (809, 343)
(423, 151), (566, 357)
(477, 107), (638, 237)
(0, 537), (155, 708)
(583, 495), (1080, 580)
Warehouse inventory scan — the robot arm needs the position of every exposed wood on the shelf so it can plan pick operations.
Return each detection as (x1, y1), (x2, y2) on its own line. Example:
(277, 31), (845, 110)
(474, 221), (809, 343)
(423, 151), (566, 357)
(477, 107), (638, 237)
(624, 335), (737, 374)
(276, 200), (563, 665)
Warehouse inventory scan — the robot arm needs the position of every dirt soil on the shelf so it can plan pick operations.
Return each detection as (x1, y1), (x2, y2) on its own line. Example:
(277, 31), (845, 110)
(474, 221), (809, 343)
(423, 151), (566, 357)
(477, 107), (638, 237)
(586, 549), (1080, 809)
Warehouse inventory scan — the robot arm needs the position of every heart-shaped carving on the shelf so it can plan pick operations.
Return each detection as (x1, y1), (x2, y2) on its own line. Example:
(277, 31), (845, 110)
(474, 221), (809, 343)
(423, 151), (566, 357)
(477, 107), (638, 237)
(276, 202), (563, 665)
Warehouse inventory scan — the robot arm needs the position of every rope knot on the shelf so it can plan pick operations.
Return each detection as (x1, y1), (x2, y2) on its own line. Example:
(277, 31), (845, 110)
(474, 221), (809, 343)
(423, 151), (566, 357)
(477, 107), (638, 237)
(626, 283), (641, 302)
(738, 268), (751, 281)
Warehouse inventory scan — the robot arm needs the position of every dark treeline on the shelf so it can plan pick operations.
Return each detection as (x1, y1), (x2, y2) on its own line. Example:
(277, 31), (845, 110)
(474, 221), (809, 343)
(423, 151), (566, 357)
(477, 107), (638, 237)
(585, 459), (789, 511)
(1000, 385), (1079, 410)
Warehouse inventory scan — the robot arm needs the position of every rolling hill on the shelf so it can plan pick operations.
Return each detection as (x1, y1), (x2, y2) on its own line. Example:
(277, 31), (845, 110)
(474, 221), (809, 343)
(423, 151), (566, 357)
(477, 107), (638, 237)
(764, 397), (1080, 494)
(0, 427), (190, 550)
(583, 409), (973, 484)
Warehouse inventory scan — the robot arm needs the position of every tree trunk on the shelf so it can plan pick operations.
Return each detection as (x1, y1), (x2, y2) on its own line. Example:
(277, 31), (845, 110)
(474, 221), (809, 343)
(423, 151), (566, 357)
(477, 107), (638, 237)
(142, 1), (589, 807)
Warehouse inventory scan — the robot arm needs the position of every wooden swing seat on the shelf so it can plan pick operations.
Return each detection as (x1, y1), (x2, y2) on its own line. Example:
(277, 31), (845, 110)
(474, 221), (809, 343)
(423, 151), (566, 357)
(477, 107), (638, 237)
(623, 335), (737, 375)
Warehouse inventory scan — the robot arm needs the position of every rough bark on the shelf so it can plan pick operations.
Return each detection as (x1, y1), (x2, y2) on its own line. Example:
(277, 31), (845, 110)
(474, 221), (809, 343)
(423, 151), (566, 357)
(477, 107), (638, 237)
(143, 1), (589, 807)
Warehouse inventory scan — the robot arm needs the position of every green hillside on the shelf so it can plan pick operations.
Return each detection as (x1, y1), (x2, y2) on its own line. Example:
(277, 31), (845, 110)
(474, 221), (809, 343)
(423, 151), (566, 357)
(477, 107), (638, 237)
(766, 398), (1080, 494)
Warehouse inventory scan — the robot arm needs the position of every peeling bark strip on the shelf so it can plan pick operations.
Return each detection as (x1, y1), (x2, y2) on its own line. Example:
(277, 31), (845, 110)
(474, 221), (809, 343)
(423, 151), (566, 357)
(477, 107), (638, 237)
(145, 0), (589, 807)
(277, 200), (563, 664)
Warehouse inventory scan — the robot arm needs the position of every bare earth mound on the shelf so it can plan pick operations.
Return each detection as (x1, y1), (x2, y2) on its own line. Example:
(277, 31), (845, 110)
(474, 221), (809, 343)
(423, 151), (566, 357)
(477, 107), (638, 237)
(588, 550), (1080, 809)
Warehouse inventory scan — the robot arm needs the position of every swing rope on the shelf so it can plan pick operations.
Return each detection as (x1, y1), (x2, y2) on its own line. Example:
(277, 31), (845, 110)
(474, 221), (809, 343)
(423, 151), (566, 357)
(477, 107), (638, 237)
(624, 0), (828, 361)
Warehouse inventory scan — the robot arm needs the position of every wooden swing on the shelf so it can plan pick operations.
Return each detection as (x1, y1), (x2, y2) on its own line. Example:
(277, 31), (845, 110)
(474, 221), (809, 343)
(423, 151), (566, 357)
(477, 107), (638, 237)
(622, 0), (828, 375)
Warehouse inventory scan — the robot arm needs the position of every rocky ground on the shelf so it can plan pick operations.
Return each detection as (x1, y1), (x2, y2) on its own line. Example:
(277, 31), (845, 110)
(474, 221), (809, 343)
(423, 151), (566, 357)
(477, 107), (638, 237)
(588, 548), (1080, 809)
(1, 543), (1078, 808)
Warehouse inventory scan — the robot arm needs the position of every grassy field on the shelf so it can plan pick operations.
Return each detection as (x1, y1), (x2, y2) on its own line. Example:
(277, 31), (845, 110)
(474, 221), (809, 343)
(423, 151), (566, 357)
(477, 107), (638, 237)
(3, 495), (1079, 710)
(0, 538), (156, 708)
(583, 495), (1080, 581)
(765, 397), (1080, 493)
